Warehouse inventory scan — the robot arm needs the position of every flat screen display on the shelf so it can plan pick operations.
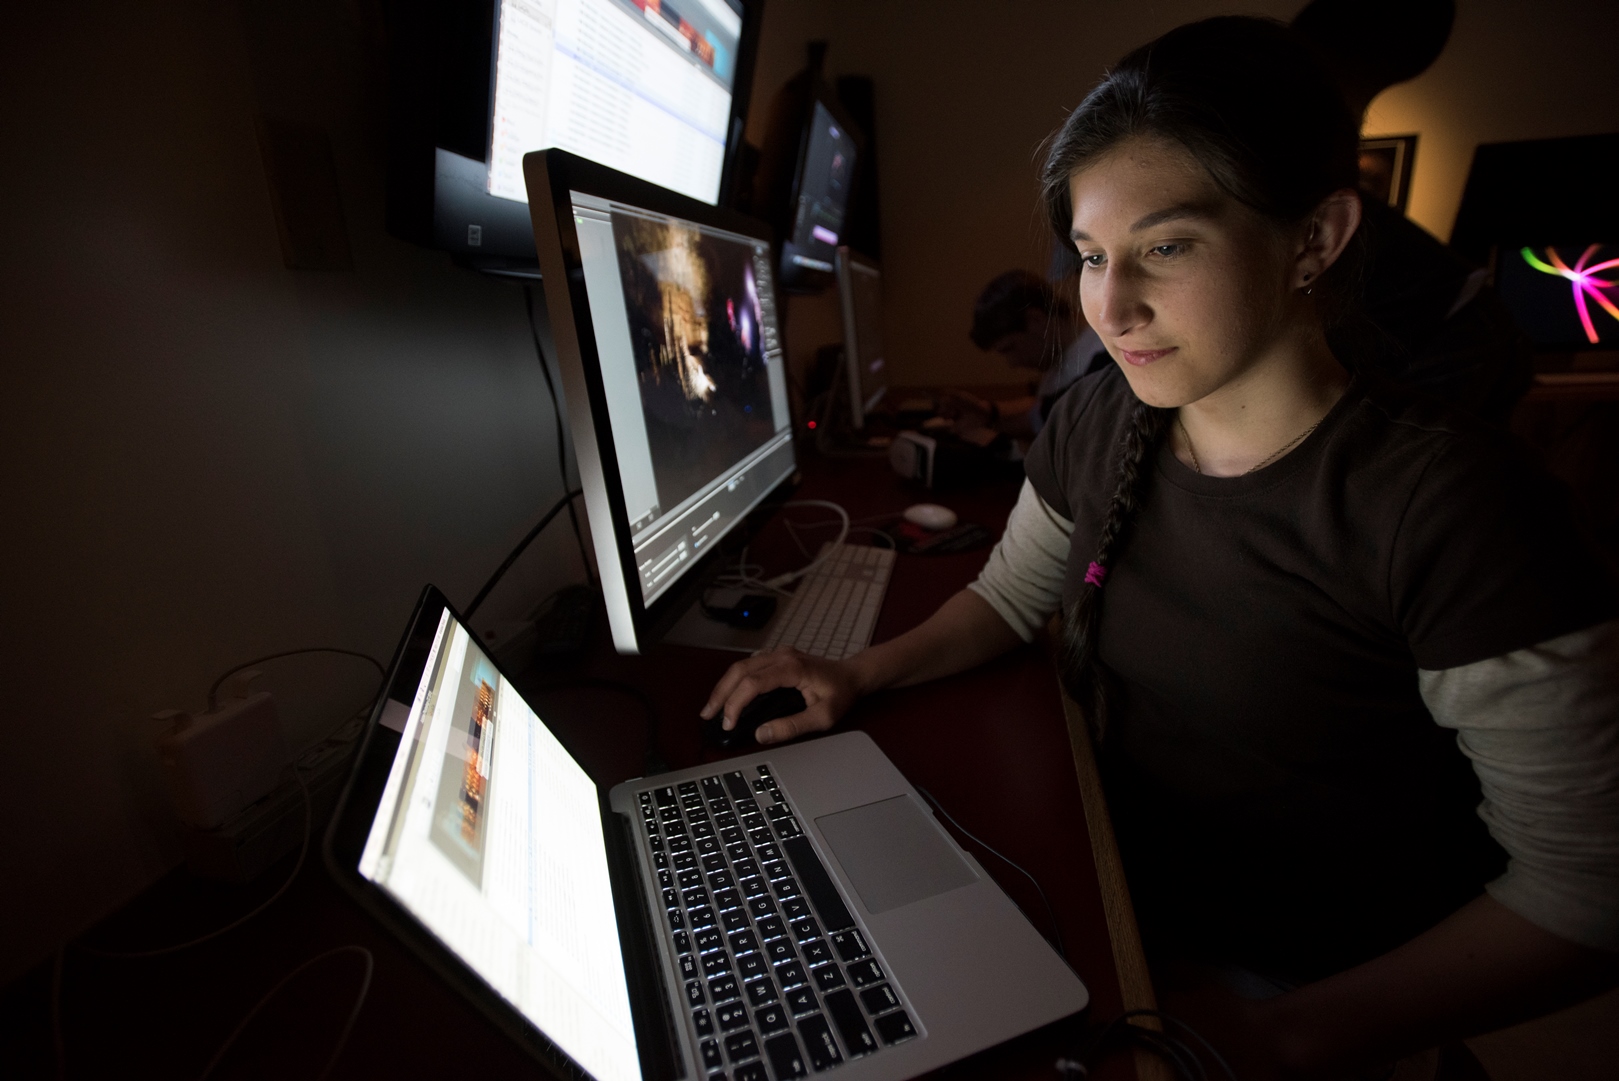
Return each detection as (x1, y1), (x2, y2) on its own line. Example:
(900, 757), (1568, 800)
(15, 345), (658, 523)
(358, 612), (642, 1081)
(570, 191), (793, 605)
(488, 0), (743, 206)
(781, 101), (858, 275)
(1497, 242), (1619, 350)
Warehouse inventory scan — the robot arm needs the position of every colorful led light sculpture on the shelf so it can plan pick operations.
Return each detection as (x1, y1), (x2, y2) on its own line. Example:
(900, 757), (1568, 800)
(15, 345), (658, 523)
(1520, 245), (1619, 344)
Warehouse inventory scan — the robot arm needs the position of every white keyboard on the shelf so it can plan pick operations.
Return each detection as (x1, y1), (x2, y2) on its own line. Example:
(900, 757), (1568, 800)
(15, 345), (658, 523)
(760, 542), (895, 660)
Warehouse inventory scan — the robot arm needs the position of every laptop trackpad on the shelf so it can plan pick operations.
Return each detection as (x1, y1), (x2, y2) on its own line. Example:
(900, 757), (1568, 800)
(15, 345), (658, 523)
(815, 795), (979, 914)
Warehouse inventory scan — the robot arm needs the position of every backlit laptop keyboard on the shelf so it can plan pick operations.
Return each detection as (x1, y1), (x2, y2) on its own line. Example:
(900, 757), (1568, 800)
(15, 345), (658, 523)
(635, 765), (917, 1079)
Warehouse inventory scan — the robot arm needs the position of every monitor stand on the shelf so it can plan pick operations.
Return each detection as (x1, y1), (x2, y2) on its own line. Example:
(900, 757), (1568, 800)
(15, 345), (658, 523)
(661, 597), (770, 654)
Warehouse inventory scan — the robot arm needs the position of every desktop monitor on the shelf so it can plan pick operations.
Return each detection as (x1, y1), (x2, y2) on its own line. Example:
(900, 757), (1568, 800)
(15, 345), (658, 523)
(776, 95), (861, 292)
(386, 0), (761, 275)
(524, 149), (796, 653)
(836, 247), (887, 428)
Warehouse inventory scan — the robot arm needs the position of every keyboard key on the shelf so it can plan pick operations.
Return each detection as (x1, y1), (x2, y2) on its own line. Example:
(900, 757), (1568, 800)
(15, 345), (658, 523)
(775, 961), (807, 988)
(702, 952), (731, 978)
(766, 803), (794, 821)
(825, 989), (879, 1057)
(701, 1038), (723, 1070)
(664, 888), (679, 909)
(669, 909), (685, 931)
(683, 888), (710, 909)
(812, 965), (845, 993)
(874, 1009), (917, 1045)
(732, 857), (759, 880)
(735, 952), (767, 981)
(760, 860), (789, 881)
(733, 1064), (767, 1081)
(695, 929), (724, 953)
(748, 828), (774, 848)
(713, 887), (742, 911)
(799, 940), (832, 967)
(724, 772), (750, 800)
(691, 821), (716, 839)
(765, 1032), (808, 1080)
(756, 916), (786, 942)
(702, 776), (726, 798)
(782, 837), (856, 933)
(708, 869), (735, 891)
(650, 836), (665, 852)
(714, 811), (739, 829)
(728, 929), (759, 955)
(654, 851), (668, 869)
(755, 842), (782, 864)
(846, 959), (883, 988)
(773, 878), (802, 900)
(860, 984), (900, 1015)
(702, 852), (728, 873)
(659, 807), (680, 823)
(735, 796), (760, 814)
(681, 954), (699, 981)
(726, 841), (751, 861)
(755, 1003), (790, 1035)
(673, 851), (696, 870)
(679, 869), (703, 889)
(830, 929), (870, 963)
(686, 980), (705, 1006)
(721, 826), (745, 845)
(724, 1030), (760, 1064)
(696, 837), (720, 856)
(722, 908), (750, 932)
(742, 814), (767, 833)
(741, 877), (770, 900)
(780, 897), (811, 921)
(708, 975), (740, 1003)
(693, 1006), (714, 1035)
(747, 896), (777, 919)
(784, 985), (819, 1016)
(790, 918), (820, 943)
(678, 781), (699, 796)
(764, 937), (797, 965)
(745, 976), (779, 1007)
(715, 1001), (750, 1032)
(689, 906), (717, 930)
(797, 1014), (843, 1071)
(673, 930), (691, 955)
(667, 836), (691, 853)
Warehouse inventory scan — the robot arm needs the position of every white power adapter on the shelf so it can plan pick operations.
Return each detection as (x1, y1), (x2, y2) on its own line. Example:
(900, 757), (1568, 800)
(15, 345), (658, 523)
(154, 670), (291, 830)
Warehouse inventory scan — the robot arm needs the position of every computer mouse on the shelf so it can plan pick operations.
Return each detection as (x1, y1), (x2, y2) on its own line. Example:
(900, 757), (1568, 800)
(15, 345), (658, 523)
(703, 687), (808, 750)
(902, 503), (958, 531)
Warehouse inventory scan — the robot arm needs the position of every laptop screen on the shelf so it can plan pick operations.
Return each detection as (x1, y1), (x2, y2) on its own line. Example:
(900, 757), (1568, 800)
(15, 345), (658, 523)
(357, 610), (642, 1081)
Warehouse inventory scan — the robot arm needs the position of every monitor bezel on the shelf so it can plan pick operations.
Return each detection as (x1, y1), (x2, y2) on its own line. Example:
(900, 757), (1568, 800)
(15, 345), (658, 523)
(523, 148), (798, 654)
(323, 584), (681, 1081)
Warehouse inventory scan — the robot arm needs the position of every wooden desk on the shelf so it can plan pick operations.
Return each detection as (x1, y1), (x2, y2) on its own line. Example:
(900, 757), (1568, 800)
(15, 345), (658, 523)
(12, 451), (1149, 1081)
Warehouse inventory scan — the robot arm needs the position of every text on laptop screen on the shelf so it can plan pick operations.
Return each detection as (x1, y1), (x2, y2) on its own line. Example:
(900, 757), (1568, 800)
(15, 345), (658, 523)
(487, 0), (742, 206)
(358, 612), (641, 1081)
(570, 190), (793, 606)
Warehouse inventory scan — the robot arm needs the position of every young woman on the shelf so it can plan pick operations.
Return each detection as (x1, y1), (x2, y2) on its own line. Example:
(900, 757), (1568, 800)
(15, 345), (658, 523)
(702, 17), (1619, 1078)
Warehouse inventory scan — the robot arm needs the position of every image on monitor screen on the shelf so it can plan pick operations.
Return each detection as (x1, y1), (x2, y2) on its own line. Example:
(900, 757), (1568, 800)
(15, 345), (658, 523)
(1498, 242), (1619, 349)
(487, 0), (744, 206)
(782, 101), (857, 276)
(612, 212), (777, 521)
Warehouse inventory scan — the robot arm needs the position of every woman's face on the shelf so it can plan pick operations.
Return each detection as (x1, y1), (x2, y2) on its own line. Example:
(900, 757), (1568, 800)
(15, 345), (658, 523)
(1067, 136), (1302, 409)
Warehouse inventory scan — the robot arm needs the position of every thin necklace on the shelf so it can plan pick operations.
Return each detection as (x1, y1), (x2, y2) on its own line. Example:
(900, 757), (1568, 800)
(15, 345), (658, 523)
(1177, 414), (1322, 476)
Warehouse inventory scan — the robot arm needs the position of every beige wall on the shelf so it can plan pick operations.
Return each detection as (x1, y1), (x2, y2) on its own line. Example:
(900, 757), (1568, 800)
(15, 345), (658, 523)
(748, 0), (1619, 388)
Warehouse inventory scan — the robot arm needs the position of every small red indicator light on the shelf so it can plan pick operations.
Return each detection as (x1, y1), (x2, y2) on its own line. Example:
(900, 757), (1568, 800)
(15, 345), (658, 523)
(807, 420), (817, 429)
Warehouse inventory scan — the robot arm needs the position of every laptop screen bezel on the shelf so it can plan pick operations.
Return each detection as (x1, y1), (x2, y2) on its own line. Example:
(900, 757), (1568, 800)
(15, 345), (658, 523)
(322, 584), (678, 1081)
(521, 147), (798, 654)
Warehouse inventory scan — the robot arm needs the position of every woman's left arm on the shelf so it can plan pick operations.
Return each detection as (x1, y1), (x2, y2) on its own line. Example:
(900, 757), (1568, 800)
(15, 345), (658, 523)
(1187, 620), (1619, 1077)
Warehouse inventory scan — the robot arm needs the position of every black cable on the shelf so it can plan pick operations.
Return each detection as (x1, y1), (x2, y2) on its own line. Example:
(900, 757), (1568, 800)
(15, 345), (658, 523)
(465, 488), (583, 620)
(208, 648), (385, 712)
(524, 282), (596, 587)
(914, 785), (1066, 960)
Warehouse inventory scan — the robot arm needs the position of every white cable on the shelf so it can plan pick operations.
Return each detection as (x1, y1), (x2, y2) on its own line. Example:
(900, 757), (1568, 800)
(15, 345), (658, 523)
(763, 500), (851, 589)
(196, 944), (375, 1081)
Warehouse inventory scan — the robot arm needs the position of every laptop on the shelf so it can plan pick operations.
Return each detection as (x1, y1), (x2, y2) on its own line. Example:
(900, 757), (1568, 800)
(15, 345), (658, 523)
(325, 586), (1088, 1080)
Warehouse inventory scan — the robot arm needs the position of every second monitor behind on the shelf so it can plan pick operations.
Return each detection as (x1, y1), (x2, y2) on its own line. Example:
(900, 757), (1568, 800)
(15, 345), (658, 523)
(837, 245), (887, 430)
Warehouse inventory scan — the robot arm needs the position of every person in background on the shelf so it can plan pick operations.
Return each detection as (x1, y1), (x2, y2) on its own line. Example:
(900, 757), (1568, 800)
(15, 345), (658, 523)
(961, 270), (1108, 437)
(1292, 0), (1532, 424)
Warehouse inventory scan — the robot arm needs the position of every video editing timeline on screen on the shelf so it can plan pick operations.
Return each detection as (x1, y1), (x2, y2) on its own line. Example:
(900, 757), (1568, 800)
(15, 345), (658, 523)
(570, 191), (793, 606)
(487, 0), (744, 206)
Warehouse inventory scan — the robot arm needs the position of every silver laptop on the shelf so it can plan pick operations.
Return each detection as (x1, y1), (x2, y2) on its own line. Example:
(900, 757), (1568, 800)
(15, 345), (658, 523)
(326, 585), (1087, 1081)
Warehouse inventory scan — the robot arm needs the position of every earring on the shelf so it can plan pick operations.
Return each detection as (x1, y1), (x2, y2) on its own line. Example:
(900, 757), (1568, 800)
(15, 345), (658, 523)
(1301, 271), (1313, 296)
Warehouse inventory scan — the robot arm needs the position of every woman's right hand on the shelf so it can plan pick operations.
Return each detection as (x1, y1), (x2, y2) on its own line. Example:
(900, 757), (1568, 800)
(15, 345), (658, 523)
(700, 647), (865, 746)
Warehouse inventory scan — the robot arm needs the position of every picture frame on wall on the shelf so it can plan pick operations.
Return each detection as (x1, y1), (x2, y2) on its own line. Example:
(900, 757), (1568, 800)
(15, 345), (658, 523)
(1359, 134), (1418, 213)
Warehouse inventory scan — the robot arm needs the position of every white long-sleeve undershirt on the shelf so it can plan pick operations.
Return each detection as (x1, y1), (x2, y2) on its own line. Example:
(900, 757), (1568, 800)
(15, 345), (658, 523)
(969, 478), (1619, 951)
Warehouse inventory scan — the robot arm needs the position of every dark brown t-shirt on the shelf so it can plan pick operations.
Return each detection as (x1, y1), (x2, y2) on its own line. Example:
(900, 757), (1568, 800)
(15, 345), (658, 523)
(1025, 364), (1616, 980)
